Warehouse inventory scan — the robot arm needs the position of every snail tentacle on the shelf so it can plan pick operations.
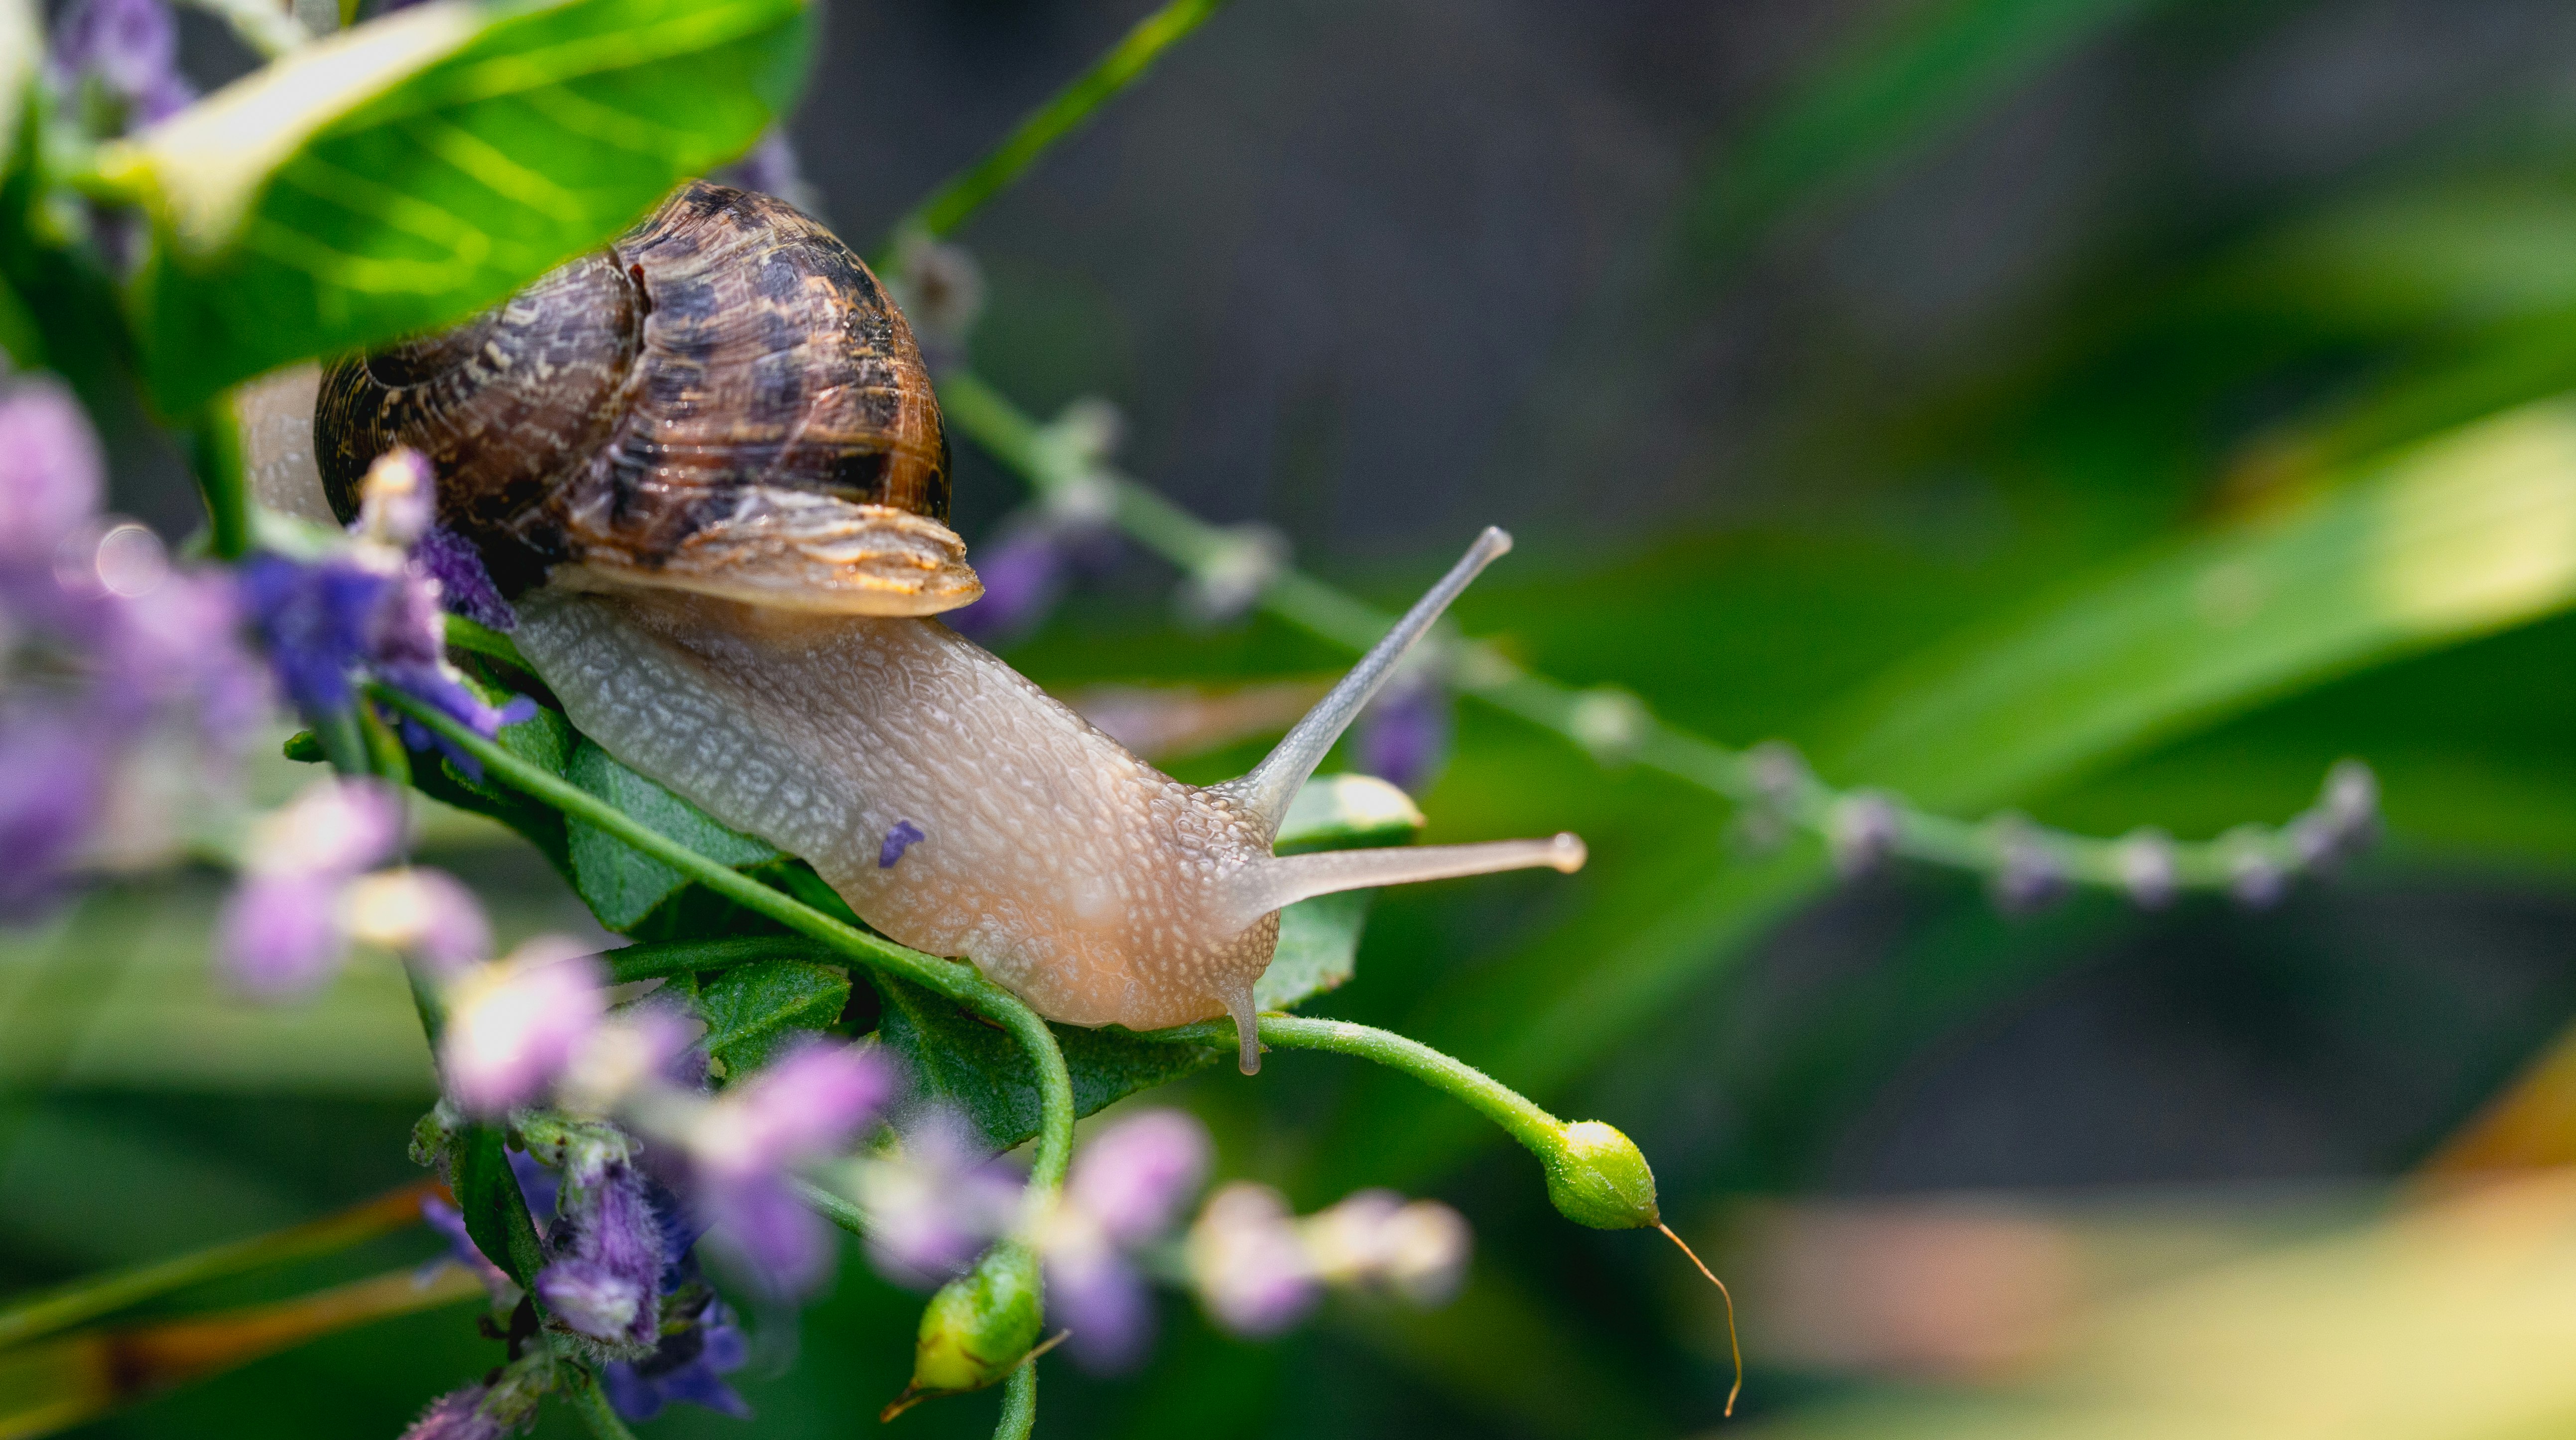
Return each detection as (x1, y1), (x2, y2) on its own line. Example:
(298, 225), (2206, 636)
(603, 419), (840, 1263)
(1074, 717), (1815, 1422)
(1216, 526), (1512, 833)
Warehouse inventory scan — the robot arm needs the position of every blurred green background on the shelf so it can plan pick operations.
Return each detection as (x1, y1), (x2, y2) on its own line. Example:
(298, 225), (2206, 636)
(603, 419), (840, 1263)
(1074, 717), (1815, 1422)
(26, 0), (2576, 1434)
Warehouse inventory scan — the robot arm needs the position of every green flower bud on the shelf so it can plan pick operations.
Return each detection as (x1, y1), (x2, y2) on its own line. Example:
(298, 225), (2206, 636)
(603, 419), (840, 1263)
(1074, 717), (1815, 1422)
(884, 1240), (1044, 1418)
(1541, 1120), (1659, 1230)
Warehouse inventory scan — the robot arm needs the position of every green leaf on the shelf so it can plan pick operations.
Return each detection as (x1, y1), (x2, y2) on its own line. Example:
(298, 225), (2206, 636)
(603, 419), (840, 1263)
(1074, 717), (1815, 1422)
(451, 1122), (543, 1287)
(410, 701), (576, 874)
(1275, 772), (1425, 852)
(1818, 397), (2576, 808)
(874, 975), (1221, 1153)
(111, 0), (815, 414)
(693, 958), (849, 1081)
(0, 0), (32, 176)
(1256, 891), (1373, 1012)
(564, 740), (781, 932)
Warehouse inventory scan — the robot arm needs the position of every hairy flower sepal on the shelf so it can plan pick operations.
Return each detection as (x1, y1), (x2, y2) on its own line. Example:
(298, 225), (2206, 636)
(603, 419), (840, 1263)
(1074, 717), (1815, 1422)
(886, 1239), (1046, 1419)
(1539, 1120), (1659, 1230)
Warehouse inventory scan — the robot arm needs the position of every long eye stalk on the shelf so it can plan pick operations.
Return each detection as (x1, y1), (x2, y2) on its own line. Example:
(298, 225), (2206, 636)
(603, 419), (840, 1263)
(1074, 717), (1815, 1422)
(1217, 526), (1513, 833)
(1226, 835), (1587, 932)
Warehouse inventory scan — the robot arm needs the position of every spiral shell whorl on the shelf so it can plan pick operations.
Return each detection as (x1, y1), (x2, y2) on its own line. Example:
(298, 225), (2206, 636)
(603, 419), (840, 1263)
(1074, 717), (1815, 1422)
(317, 181), (977, 614)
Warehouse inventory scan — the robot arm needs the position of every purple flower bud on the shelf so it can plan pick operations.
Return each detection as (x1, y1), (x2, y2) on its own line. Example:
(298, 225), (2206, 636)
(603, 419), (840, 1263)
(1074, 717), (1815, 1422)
(399, 1386), (505, 1440)
(0, 713), (108, 919)
(945, 527), (1068, 644)
(239, 551), (397, 719)
(1827, 792), (1902, 876)
(697, 1173), (830, 1298)
(1066, 1108), (1209, 1247)
(1988, 818), (2067, 914)
(357, 449), (437, 549)
(242, 777), (405, 880)
(1188, 1183), (1317, 1336)
(701, 1040), (896, 1176)
(1044, 1242), (1153, 1373)
(857, 1110), (1024, 1289)
(2115, 828), (2179, 910)
(602, 1296), (751, 1422)
(1301, 1190), (1469, 1306)
(413, 527), (515, 631)
(2227, 829), (2289, 910)
(343, 868), (491, 976)
(536, 1159), (666, 1350)
(46, 0), (195, 129)
(1352, 672), (1452, 795)
(216, 872), (348, 997)
(440, 940), (607, 1114)
(878, 819), (925, 869)
(0, 381), (104, 564)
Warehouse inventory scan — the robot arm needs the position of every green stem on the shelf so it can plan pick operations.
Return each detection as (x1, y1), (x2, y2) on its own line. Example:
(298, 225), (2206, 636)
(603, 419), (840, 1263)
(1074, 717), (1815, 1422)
(186, 402), (251, 561)
(0, 1181), (435, 1350)
(564, 1367), (642, 1440)
(994, 1360), (1037, 1440)
(793, 1177), (870, 1239)
(368, 685), (1078, 1194)
(938, 365), (2351, 896)
(1161, 1014), (1564, 1158)
(885, 0), (1235, 248)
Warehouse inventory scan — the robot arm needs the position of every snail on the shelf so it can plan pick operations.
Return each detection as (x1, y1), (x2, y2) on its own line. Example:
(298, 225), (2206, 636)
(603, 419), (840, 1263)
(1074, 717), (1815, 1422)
(308, 180), (1584, 1075)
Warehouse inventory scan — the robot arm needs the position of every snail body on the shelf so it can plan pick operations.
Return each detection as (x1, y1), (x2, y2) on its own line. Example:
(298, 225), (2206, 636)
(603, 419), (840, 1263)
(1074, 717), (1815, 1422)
(313, 182), (1583, 1074)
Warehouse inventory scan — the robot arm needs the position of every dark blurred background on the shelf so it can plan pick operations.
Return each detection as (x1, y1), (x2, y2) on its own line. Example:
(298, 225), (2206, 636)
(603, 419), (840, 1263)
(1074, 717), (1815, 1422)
(24, 0), (2576, 1436)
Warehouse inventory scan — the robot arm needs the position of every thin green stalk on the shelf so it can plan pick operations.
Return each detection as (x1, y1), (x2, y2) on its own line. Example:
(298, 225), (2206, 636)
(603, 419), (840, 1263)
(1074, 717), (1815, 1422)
(937, 366), (2353, 896)
(564, 1368), (642, 1440)
(0, 1181), (436, 1350)
(995, 1361), (1037, 1440)
(793, 1177), (870, 1239)
(1159, 1014), (1562, 1158)
(885, 0), (1235, 247)
(368, 686), (1078, 1193)
(186, 403), (250, 561)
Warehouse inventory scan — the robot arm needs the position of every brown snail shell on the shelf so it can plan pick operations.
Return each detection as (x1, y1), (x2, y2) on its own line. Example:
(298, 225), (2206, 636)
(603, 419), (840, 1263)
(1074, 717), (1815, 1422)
(315, 181), (978, 615)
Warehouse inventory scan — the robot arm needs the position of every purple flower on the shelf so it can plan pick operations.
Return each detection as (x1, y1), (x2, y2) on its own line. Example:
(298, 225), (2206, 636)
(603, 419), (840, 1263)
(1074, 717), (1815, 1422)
(0, 381), (103, 562)
(217, 873), (349, 996)
(878, 819), (925, 869)
(602, 1295), (751, 1422)
(1351, 670), (1452, 795)
(1066, 1109), (1209, 1247)
(414, 528), (515, 632)
(856, 1109), (1024, 1289)
(0, 714), (110, 919)
(945, 527), (1071, 644)
(536, 1160), (665, 1350)
(685, 1041), (896, 1295)
(344, 868), (492, 978)
(439, 939), (607, 1114)
(240, 453), (536, 777)
(1186, 1183), (1317, 1337)
(1300, 1190), (1469, 1306)
(46, 0), (194, 129)
(1035, 1109), (1212, 1371)
(1827, 792), (1902, 877)
(398, 1386), (507, 1440)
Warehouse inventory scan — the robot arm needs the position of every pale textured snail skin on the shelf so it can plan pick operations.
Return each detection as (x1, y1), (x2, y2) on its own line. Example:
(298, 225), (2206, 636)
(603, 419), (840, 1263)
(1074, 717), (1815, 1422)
(312, 183), (1585, 1074)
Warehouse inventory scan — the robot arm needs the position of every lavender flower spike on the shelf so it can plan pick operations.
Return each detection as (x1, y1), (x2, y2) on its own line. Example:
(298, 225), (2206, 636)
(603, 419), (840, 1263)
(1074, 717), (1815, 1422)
(439, 939), (606, 1114)
(0, 380), (104, 561)
(1187, 1183), (1317, 1336)
(687, 1040), (897, 1295)
(1067, 1108), (1210, 1247)
(855, 1109), (1024, 1289)
(602, 1297), (752, 1422)
(536, 1160), (665, 1352)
